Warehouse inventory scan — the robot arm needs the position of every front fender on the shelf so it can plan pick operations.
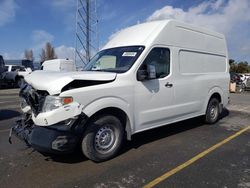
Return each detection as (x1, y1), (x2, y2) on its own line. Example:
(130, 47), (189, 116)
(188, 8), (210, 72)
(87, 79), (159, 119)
(82, 97), (134, 132)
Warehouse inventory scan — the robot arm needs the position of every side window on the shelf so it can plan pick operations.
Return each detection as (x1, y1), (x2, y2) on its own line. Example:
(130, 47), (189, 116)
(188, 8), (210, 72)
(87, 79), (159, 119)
(140, 48), (170, 78)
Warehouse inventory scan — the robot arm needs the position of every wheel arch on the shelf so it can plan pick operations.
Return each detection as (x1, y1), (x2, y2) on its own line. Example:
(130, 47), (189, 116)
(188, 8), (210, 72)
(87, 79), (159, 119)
(83, 98), (134, 140)
(209, 93), (222, 103)
(15, 73), (24, 81)
(204, 87), (224, 114)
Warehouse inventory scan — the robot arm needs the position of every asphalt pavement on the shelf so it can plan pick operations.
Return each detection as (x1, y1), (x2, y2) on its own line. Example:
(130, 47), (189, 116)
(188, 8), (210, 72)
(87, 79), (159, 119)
(0, 89), (249, 188)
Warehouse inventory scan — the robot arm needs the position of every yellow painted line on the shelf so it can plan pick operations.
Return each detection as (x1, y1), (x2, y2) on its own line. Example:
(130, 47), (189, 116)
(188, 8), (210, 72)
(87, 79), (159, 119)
(144, 125), (250, 188)
(0, 129), (10, 133)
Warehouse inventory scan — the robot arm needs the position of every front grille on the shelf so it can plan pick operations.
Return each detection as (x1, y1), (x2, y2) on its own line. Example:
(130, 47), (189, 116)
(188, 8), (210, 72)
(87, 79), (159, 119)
(19, 85), (48, 115)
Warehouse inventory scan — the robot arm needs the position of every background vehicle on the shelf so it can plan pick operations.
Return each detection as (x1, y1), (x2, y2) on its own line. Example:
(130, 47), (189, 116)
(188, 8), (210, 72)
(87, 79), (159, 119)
(41, 59), (76, 71)
(2, 64), (31, 87)
(230, 73), (242, 84)
(230, 72), (243, 92)
(21, 60), (34, 70)
(0, 55), (4, 74)
(238, 73), (250, 91)
(239, 74), (246, 81)
(0, 55), (5, 87)
(12, 20), (229, 162)
(243, 77), (250, 91)
(1, 59), (34, 87)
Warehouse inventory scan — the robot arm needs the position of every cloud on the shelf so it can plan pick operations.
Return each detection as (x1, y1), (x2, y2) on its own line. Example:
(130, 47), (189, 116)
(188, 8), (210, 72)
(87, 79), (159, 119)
(49, 0), (76, 31)
(50, 0), (75, 9)
(2, 52), (23, 60)
(31, 30), (54, 48)
(29, 30), (55, 60)
(55, 45), (75, 60)
(0, 0), (18, 27)
(147, 0), (250, 61)
(98, 0), (117, 21)
(30, 30), (76, 62)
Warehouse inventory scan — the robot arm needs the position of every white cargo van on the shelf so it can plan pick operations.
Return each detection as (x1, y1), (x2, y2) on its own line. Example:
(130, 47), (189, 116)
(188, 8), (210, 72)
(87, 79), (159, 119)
(41, 59), (76, 72)
(11, 20), (229, 162)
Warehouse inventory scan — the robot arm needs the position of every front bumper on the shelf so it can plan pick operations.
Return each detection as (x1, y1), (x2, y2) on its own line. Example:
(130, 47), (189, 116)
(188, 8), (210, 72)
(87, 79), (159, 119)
(11, 114), (88, 154)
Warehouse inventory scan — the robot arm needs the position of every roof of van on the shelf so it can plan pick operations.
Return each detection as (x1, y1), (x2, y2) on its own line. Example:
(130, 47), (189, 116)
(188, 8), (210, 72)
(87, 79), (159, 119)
(42, 59), (74, 65)
(102, 19), (227, 56)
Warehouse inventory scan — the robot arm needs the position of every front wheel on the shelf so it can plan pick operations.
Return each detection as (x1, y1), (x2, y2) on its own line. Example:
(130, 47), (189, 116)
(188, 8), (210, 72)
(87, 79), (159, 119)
(205, 98), (220, 124)
(81, 115), (124, 162)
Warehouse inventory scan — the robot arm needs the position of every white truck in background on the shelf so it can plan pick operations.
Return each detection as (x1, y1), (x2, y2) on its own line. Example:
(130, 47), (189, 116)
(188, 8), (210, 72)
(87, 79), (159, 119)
(1, 59), (34, 87)
(11, 20), (229, 162)
(41, 59), (76, 72)
(3, 64), (32, 87)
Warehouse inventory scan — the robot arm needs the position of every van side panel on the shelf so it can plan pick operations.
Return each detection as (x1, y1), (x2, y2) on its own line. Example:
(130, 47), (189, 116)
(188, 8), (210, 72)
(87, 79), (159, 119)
(179, 50), (227, 74)
(173, 46), (229, 118)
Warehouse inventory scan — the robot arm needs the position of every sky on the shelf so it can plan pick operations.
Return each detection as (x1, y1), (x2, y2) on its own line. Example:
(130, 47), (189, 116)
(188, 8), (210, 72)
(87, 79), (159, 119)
(0, 0), (250, 63)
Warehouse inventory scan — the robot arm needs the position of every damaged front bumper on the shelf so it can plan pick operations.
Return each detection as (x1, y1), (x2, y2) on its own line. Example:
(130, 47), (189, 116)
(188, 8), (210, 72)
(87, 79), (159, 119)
(10, 114), (88, 154)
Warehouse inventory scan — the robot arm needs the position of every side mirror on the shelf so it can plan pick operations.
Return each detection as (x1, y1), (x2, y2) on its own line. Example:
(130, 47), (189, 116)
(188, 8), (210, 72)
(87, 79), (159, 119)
(137, 64), (157, 81)
(147, 64), (156, 79)
(137, 69), (148, 81)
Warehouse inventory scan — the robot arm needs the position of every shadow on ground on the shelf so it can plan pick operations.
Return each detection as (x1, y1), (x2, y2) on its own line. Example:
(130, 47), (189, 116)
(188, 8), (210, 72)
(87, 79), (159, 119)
(0, 109), (20, 121)
(41, 149), (88, 163)
(41, 110), (229, 164)
(124, 109), (229, 153)
(0, 85), (19, 89)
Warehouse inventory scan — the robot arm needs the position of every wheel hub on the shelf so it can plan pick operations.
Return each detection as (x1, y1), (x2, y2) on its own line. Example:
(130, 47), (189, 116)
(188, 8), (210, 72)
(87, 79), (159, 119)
(95, 126), (115, 153)
(210, 105), (218, 119)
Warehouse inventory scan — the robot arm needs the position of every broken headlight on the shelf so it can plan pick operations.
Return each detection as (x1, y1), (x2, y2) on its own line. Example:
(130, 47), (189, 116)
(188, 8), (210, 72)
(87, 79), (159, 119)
(42, 96), (73, 112)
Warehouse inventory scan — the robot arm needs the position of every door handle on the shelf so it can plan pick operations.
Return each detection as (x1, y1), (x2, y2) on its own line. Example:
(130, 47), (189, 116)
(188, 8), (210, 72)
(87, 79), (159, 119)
(165, 82), (173, 88)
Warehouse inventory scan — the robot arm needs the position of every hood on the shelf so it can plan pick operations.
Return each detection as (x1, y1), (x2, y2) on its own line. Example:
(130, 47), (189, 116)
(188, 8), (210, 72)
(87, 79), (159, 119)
(25, 70), (117, 95)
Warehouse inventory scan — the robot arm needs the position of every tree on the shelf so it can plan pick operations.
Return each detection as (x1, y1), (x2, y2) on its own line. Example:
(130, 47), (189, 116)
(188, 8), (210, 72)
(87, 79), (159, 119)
(40, 49), (46, 64)
(237, 61), (249, 73)
(40, 42), (57, 64)
(229, 59), (237, 72)
(24, 49), (34, 61)
(229, 59), (250, 73)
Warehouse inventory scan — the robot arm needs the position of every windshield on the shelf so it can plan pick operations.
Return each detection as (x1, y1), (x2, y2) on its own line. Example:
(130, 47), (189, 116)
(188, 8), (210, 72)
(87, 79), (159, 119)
(84, 46), (144, 73)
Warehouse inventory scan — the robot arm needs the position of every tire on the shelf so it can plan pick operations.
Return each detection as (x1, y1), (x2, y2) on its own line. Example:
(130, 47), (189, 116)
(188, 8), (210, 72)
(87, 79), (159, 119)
(242, 83), (246, 92)
(16, 77), (24, 88)
(205, 98), (220, 124)
(236, 84), (243, 93)
(81, 115), (124, 162)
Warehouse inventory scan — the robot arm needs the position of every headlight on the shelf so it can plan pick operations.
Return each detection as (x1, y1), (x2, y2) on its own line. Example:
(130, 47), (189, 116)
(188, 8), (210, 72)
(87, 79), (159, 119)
(42, 96), (73, 112)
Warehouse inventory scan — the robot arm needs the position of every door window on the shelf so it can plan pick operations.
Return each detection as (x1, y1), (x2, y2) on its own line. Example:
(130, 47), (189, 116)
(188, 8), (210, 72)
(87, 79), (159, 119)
(140, 48), (170, 78)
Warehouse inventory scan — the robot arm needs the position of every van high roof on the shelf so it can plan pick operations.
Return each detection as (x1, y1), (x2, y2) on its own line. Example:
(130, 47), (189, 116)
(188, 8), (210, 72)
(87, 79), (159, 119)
(103, 19), (227, 56)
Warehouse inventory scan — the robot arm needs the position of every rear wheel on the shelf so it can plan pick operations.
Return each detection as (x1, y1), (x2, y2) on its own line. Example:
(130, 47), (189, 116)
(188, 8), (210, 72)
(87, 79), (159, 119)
(81, 115), (124, 162)
(205, 98), (220, 124)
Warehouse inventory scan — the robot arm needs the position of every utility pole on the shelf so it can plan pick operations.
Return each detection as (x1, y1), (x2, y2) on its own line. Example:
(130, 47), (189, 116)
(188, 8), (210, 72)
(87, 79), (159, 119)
(75, 0), (99, 67)
(86, 0), (90, 62)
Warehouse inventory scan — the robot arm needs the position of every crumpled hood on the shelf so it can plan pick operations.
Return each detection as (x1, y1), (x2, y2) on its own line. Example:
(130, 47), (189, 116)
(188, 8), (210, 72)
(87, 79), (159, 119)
(25, 70), (117, 95)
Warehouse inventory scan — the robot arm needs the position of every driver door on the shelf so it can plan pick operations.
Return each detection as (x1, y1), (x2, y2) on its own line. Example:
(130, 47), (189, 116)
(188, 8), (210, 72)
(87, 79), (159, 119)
(134, 47), (175, 131)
